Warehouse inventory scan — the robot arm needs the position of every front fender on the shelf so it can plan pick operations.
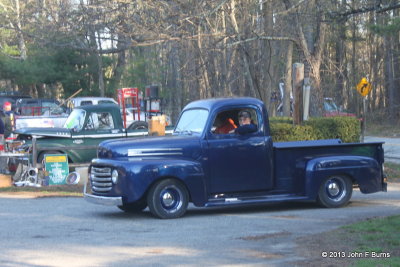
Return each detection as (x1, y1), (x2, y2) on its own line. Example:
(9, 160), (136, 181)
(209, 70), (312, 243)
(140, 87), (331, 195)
(90, 158), (207, 206)
(305, 155), (383, 199)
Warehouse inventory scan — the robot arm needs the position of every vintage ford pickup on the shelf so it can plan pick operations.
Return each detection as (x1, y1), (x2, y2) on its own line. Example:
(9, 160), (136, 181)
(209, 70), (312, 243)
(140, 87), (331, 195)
(84, 97), (387, 219)
(14, 104), (153, 164)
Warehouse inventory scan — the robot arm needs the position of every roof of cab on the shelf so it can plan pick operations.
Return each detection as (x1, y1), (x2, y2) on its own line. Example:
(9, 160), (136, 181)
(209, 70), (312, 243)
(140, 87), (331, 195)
(75, 103), (120, 112)
(183, 97), (264, 111)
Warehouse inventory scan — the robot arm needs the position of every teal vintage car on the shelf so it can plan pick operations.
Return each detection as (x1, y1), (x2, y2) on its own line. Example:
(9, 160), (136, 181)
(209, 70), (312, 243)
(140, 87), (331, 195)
(14, 104), (154, 164)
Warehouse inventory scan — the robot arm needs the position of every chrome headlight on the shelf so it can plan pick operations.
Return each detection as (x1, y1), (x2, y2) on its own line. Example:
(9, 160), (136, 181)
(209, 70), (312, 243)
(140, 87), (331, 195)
(111, 169), (119, 184)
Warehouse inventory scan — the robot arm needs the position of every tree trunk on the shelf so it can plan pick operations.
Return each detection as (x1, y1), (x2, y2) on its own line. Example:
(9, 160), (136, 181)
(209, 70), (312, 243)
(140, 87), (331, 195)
(335, 1), (346, 108)
(284, 41), (293, 117)
(262, 0), (274, 113)
(384, 35), (395, 120)
(197, 23), (211, 99)
(15, 0), (27, 60)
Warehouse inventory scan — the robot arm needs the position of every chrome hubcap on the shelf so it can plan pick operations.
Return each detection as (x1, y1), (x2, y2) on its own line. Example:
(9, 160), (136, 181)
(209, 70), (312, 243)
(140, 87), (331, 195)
(162, 192), (174, 207)
(160, 186), (182, 212)
(326, 177), (346, 202)
(328, 182), (340, 197)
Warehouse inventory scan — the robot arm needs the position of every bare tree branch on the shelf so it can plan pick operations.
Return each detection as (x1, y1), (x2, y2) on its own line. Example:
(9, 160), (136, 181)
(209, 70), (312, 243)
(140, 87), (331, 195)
(329, 2), (400, 19)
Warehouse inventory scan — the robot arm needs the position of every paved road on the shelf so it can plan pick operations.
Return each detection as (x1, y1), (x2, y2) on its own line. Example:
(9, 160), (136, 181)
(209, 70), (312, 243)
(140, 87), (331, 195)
(0, 183), (399, 267)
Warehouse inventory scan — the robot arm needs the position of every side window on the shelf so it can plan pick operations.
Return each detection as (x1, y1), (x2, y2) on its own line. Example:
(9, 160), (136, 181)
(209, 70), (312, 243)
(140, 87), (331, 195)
(212, 110), (238, 134)
(86, 112), (115, 130)
(98, 100), (116, 105)
(81, 101), (93, 106)
(86, 113), (99, 130)
(212, 108), (259, 135)
(97, 112), (114, 129)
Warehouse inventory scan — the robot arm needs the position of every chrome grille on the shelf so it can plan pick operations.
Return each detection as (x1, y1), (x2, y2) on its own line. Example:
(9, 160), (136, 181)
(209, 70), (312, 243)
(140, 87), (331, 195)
(90, 167), (112, 193)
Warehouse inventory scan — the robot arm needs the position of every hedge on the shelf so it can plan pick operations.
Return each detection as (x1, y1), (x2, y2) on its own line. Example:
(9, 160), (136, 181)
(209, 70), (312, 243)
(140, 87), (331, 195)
(269, 116), (361, 143)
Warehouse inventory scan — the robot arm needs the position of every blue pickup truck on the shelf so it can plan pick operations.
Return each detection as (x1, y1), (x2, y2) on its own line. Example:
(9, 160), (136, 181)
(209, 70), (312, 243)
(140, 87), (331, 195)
(84, 97), (387, 219)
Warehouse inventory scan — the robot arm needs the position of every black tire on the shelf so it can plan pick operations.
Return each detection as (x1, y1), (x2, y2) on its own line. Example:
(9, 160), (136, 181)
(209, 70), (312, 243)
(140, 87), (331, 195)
(128, 121), (148, 130)
(37, 150), (62, 165)
(147, 179), (189, 219)
(317, 175), (353, 208)
(118, 199), (147, 213)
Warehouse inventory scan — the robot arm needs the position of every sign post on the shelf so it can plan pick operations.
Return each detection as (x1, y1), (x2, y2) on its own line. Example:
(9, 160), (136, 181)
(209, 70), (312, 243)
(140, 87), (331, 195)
(356, 77), (372, 142)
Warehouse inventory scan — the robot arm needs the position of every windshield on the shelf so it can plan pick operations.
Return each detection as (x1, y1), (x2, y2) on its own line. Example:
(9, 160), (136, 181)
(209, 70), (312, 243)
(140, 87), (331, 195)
(324, 100), (338, 112)
(175, 109), (209, 135)
(63, 109), (86, 130)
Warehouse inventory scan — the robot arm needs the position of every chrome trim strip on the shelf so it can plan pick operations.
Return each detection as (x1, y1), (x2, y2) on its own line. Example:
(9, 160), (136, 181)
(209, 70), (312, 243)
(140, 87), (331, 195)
(129, 148), (183, 152)
(126, 132), (148, 137)
(128, 148), (183, 157)
(91, 177), (111, 182)
(83, 134), (125, 138)
(92, 181), (112, 187)
(84, 193), (122, 206)
(129, 152), (183, 156)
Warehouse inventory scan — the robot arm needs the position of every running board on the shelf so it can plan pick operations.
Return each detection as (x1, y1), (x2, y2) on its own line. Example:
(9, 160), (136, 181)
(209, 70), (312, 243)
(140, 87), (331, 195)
(205, 194), (310, 207)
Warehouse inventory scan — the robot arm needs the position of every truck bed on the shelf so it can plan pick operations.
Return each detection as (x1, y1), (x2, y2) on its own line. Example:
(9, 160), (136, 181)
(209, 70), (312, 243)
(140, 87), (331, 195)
(273, 140), (385, 194)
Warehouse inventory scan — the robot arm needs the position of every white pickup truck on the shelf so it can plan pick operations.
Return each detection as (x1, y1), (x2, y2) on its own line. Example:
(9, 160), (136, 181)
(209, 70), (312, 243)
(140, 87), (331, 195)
(15, 96), (162, 130)
(15, 99), (69, 130)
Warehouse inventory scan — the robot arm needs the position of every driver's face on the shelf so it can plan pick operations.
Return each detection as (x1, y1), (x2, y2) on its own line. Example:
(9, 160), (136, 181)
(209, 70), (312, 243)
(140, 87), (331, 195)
(238, 116), (251, 126)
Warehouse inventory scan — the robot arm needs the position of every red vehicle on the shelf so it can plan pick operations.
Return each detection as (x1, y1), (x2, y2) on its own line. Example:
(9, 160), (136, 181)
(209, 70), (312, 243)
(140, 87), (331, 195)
(323, 98), (357, 118)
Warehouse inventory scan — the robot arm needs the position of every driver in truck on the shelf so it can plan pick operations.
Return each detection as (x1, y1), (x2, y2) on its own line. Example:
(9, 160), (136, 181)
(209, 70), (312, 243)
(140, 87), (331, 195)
(230, 110), (257, 134)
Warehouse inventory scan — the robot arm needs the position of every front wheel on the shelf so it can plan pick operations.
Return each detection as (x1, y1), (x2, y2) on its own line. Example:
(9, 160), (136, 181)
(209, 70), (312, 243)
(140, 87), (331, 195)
(147, 179), (189, 219)
(317, 175), (353, 208)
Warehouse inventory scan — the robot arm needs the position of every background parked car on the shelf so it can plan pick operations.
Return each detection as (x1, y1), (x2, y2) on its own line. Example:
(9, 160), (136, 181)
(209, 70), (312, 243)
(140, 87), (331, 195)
(66, 97), (119, 111)
(0, 92), (32, 110)
(15, 98), (66, 116)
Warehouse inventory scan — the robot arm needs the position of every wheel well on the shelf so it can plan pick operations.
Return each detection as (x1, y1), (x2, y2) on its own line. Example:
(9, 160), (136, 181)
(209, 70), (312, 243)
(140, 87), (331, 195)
(338, 173), (355, 185)
(322, 173), (354, 185)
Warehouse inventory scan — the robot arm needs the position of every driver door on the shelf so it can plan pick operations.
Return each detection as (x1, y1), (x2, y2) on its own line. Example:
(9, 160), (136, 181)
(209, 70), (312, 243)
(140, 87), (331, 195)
(79, 112), (124, 160)
(206, 107), (273, 194)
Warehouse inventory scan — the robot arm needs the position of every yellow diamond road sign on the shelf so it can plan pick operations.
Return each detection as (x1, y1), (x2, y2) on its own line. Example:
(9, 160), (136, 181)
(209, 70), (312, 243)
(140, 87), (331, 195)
(356, 77), (372, 97)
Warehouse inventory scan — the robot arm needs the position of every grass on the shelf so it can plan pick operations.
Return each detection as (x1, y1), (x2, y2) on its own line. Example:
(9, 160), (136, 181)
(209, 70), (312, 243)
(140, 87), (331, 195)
(342, 215), (400, 266)
(385, 162), (400, 181)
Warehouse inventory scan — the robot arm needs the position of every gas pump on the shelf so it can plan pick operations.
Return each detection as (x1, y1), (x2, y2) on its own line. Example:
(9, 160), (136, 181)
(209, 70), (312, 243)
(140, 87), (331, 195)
(145, 85), (162, 117)
(117, 88), (141, 129)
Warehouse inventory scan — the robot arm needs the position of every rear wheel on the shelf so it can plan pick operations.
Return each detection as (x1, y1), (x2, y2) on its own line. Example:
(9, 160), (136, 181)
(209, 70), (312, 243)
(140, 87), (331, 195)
(128, 121), (148, 130)
(147, 179), (189, 219)
(317, 175), (352, 208)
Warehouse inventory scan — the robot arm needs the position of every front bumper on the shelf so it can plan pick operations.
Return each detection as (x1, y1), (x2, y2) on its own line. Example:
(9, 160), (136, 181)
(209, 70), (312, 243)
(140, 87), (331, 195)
(83, 183), (122, 206)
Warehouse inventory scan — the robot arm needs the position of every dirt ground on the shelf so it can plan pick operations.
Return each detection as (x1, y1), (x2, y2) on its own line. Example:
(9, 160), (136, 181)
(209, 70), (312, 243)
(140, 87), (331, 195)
(293, 180), (400, 266)
(293, 225), (399, 266)
(1, 179), (398, 266)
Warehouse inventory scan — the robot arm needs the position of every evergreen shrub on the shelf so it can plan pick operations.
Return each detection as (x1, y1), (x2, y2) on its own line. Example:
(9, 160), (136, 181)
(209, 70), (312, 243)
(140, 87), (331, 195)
(269, 116), (360, 143)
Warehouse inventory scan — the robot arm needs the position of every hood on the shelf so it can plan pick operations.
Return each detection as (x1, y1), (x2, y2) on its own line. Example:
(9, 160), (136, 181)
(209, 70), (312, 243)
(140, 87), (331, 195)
(14, 127), (72, 138)
(97, 134), (202, 161)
